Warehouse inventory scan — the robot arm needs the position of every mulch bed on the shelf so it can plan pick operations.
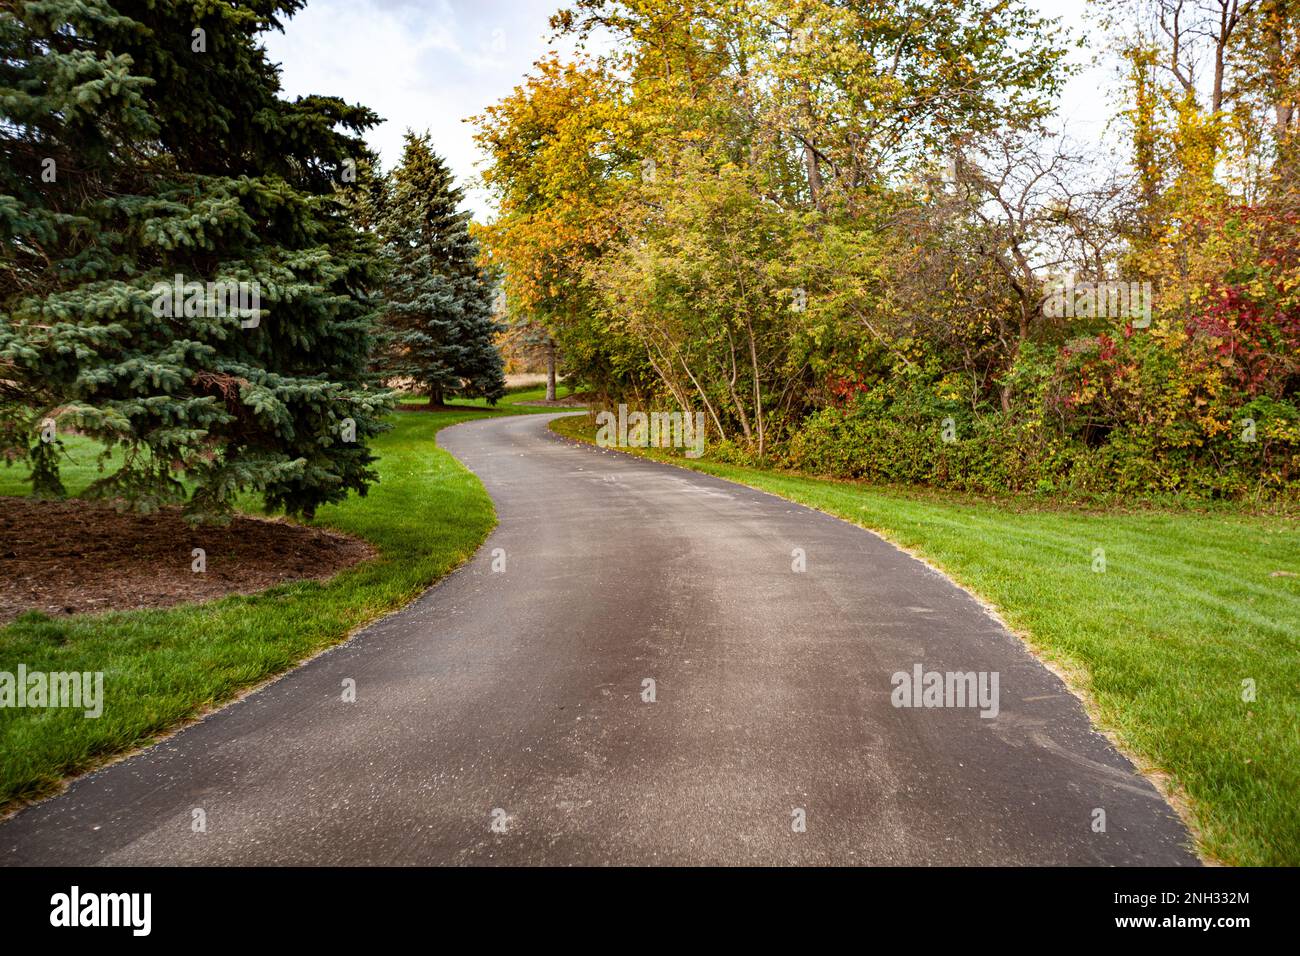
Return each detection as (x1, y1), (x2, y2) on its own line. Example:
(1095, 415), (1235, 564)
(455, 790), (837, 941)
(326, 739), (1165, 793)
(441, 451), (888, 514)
(0, 496), (374, 625)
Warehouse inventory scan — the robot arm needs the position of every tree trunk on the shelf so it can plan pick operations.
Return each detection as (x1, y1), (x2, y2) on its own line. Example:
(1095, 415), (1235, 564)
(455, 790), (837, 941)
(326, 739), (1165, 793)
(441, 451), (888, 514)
(1270, 8), (1297, 188)
(746, 319), (764, 458)
(803, 142), (823, 210)
(545, 341), (557, 401)
(429, 386), (444, 408)
(800, 81), (824, 210)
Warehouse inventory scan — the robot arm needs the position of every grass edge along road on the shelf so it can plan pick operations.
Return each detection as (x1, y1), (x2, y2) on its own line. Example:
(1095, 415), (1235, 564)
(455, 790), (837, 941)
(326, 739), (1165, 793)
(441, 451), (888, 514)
(0, 409), (499, 814)
(549, 414), (1300, 867)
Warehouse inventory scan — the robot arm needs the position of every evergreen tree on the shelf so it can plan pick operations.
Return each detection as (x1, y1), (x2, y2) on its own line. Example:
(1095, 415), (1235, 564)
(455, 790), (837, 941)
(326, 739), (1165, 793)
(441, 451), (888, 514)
(375, 133), (505, 406)
(0, 0), (392, 520)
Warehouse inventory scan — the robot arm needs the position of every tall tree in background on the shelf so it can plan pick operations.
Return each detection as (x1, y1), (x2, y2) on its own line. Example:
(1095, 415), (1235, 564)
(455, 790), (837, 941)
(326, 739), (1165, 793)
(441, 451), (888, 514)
(0, 0), (391, 519)
(374, 133), (505, 406)
(474, 55), (652, 403)
(486, 0), (1072, 447)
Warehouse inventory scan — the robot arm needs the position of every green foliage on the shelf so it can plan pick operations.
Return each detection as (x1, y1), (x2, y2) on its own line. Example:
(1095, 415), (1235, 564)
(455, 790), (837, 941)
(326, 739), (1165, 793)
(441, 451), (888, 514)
(0, 0), (392, 521)
(473, 55), (648, 402)
(482, 0), (1298, 504)
(372, 133), (505, 405)
(591, 158), (810, 454)
(0, 409), (499, 809)
(781, 314), (1300, 501)
(482, 0), (1073, 420)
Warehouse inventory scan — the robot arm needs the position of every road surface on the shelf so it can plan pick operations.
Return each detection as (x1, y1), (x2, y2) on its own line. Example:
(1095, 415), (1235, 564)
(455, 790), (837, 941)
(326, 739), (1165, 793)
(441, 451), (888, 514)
(0, 413), (1196, 864)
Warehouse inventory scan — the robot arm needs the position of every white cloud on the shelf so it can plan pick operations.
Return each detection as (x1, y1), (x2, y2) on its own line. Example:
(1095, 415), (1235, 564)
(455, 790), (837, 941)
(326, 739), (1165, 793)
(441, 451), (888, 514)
(262, 0), (1122, 221)
(261, 0), (568, 220)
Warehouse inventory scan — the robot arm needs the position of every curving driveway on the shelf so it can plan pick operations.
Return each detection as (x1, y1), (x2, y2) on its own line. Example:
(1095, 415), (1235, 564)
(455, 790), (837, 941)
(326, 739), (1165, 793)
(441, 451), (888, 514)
(0, 413), (1197, 865)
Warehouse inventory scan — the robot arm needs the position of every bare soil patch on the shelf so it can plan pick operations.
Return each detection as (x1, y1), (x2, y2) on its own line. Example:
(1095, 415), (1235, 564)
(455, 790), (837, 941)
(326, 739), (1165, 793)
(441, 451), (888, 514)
(0, 496), (374, 624)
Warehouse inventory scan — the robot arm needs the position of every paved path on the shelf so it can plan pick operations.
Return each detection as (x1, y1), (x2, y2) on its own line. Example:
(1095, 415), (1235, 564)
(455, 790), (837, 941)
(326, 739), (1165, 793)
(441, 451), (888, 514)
(0, 413), (1196, 864)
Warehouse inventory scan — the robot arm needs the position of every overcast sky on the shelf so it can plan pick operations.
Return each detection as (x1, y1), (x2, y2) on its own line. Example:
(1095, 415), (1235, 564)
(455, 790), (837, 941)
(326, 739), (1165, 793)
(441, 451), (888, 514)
(261, 0), (1115, 221)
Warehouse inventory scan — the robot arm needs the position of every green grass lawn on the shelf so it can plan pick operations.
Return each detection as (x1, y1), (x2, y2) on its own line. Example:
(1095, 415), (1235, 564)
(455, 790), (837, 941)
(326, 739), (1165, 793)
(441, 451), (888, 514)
(397, 382), (577, 410)
(0, 409), (498, 811)
(551, 414), (1300, 866)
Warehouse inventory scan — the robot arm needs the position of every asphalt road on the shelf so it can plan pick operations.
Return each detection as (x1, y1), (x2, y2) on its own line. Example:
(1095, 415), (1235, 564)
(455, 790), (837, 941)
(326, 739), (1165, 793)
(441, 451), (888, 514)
(0, 413), (1197, 865)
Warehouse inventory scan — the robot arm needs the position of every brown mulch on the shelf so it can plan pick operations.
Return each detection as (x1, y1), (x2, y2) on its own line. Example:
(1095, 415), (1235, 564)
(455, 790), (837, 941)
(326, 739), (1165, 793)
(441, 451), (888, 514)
(0, 496), (375, 625)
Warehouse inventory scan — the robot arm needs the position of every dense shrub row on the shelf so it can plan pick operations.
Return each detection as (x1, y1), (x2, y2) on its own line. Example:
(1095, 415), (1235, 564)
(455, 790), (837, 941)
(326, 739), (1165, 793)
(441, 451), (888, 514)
(775, 311), (1300, 502)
